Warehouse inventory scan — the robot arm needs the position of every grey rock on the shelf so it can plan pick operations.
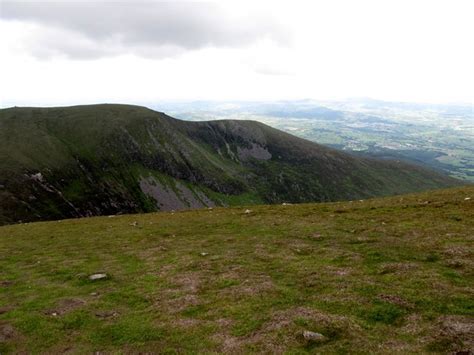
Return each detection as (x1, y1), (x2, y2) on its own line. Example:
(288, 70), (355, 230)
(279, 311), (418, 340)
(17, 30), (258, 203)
(303, 330), (326, 342)
(89, 273), (108, 281)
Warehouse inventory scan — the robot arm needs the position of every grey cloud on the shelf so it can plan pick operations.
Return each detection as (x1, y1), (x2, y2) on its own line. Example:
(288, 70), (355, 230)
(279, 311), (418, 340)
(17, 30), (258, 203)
(1, 1), (290, 59)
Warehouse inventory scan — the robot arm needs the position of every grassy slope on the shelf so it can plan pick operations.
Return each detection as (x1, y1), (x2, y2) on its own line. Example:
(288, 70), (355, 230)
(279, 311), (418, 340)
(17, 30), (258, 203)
(0, 186), (472, 353)
(0, 105), (247, 224)
(0, 104), (462, 224)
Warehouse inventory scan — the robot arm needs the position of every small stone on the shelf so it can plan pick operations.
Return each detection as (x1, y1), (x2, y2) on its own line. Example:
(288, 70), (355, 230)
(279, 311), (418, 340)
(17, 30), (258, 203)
(52, 312), (58, 317)
(129, 221), (138, 227)
(303, 330), (326, 342)
(244, 209), (252, 214)
(89, 273), (108, 281)
(95, 310), (119, 319)
(282, 202), (292, 206)
(90, 292), (99, 296)
(200, 252), (208, 257)
(465, 197), (471, 201)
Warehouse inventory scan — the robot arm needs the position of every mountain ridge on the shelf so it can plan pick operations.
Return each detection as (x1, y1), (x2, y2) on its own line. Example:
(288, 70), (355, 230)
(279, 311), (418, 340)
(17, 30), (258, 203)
(0, 104), (462, 224)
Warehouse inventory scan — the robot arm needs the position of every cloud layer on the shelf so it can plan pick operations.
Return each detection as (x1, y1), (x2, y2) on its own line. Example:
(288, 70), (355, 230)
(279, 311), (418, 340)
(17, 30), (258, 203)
(1, 1), (289, 59)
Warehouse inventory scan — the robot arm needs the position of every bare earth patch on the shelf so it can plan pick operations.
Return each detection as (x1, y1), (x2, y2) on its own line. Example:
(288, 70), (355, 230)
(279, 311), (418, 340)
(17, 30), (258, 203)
(379, 262), (418, 275)
(158, 271), (203, 313)
(44, 298), (86, 316)
(443, 246), (472, 258)
(0, 306), (13, 315)
(172, 272), (202, 293)
(377, 339), (411, 352)
(212, 307), (363, 353)
(220, 274), (275, 299)
(0, 322), (20, 343)
(378, 294), (414, 309)
(433, 315), (474, 352)
(325, 266), (353, 277)
(0, 280), (13, 287)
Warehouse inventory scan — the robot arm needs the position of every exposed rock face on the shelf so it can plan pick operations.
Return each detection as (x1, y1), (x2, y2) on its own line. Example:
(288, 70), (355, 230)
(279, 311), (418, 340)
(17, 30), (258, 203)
(237, 142), (272, 161)
(139, 176), (215, 211)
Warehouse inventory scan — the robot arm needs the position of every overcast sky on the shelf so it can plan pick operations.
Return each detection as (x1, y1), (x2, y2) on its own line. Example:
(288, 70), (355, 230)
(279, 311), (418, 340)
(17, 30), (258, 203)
(1, 0), (473, 106)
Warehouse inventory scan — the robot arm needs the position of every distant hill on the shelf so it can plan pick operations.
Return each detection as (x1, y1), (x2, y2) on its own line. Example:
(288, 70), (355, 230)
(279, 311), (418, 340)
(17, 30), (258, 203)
(0, 104), (461, 224)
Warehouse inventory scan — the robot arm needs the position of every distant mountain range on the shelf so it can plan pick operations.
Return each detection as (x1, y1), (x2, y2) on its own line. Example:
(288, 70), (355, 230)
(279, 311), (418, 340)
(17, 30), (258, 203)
(0, 104), (462, 224)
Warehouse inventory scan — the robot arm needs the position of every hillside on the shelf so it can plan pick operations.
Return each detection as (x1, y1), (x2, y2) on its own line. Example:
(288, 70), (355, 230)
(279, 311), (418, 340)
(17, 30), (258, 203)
(0, 186), (472, 353)
(0, 104), (461, 225)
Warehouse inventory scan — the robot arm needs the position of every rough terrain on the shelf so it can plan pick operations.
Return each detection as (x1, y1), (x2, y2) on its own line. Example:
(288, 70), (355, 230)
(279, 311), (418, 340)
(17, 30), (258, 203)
(0, 186), (472, 353)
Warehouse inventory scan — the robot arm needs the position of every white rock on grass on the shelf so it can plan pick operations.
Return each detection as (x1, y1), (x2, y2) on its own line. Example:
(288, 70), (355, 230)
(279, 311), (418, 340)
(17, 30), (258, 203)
(89, 273), (108, 281)
(244, 209), (252, 214)
(303, 330), (326, 342)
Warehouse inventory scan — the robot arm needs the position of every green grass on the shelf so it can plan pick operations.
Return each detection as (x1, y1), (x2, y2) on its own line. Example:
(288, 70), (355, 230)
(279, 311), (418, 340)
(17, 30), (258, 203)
(0, 186), (473, 353)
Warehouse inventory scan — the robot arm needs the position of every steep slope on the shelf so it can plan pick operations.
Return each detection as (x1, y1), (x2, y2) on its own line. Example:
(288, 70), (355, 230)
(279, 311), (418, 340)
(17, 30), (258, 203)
(0, 187), (473, 352)
(0, 104), (461, 224)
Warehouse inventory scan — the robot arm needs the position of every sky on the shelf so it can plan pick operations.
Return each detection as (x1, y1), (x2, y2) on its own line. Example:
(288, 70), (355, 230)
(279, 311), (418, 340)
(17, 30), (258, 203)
(1, 0), (473, 107)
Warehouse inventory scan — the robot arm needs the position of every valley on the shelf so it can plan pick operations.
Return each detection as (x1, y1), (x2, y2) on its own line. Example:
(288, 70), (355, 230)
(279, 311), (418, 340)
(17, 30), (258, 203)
(160, 99), (474, 182)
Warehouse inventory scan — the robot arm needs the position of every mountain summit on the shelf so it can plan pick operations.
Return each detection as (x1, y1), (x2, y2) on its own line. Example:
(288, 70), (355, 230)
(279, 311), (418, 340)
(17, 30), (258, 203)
(0, 104), (460, 224)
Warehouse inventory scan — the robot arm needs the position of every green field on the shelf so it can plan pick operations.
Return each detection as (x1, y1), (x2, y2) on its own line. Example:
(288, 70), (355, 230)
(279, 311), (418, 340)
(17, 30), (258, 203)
(1, 186), (473, 353)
